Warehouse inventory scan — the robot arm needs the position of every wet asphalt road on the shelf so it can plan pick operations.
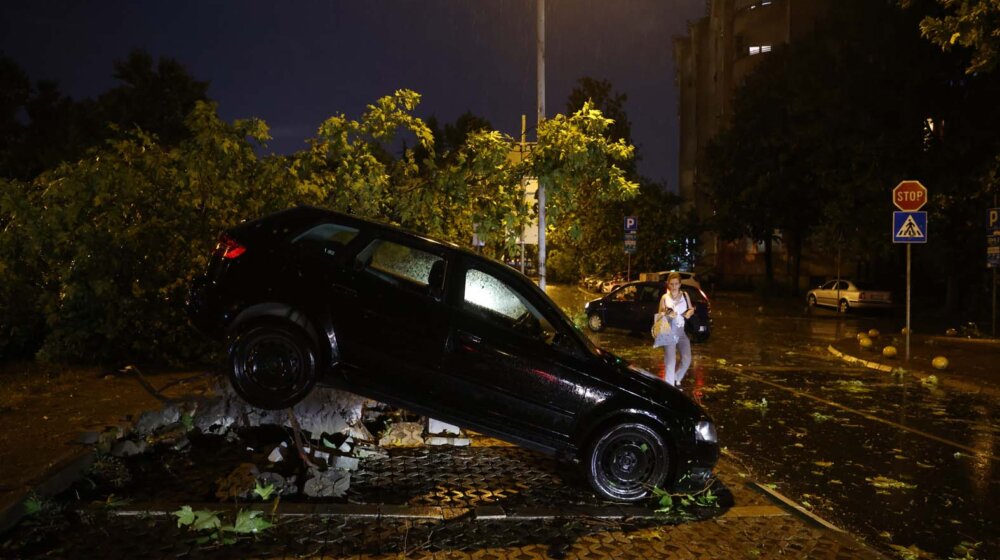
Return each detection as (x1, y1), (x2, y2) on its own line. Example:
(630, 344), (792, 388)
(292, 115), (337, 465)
(549, 285), (997, 560)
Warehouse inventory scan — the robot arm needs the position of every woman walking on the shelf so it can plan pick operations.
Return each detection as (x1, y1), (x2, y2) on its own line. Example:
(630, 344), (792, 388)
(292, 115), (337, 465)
(659, 272), (694, 388)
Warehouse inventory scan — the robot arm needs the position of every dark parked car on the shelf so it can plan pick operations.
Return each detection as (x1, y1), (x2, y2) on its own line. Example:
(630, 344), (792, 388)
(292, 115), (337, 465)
(188, 206), (718, 501)
(584, 281), (712, 342)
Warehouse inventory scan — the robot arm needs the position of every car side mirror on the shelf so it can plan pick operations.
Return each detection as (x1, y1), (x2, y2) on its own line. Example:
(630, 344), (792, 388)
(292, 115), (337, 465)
(552, 332), (576, 353)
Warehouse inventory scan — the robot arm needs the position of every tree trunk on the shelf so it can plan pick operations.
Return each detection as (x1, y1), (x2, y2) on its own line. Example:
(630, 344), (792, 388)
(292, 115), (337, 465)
(763, 236), (774, 289)
(788, 231), (803, 295)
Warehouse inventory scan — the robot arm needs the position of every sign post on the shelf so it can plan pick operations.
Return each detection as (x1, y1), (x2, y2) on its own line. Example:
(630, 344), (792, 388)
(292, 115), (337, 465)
(989, 207), (999, 337)
(892, 180), (928, 361)
(624, 216), (637, 280)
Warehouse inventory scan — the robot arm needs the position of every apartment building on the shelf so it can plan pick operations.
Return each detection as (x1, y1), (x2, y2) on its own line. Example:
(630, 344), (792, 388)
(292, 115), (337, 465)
(673, 0), (829, 285)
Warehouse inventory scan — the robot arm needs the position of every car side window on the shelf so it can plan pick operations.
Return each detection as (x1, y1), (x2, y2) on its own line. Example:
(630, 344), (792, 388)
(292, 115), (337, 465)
(463, 268), (556, 343)
(292, 223), (359, 257)
(356, 239), (445, 294)
(822, 281), (836, 290)
(613, 285), (638, 302)
(836, 281), (848, 290)
(640, 286), (660, 303)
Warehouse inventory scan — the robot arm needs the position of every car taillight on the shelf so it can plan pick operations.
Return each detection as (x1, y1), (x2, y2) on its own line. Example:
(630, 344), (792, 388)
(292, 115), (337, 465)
(214, 234), (246, 260)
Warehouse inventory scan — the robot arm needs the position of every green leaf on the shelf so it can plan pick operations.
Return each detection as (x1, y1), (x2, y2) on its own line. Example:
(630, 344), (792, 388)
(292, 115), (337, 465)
(173, 505), (195, 527)
(23, 496), (43, 516)
(253, 480), (276, 501)
(229, 509), (272, 534)
(191, 510), (222, 531)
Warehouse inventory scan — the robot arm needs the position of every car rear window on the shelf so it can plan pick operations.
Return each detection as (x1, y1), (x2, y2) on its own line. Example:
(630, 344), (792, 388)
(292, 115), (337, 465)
(292, 223), (359, 257)
(359, 239), (443, 289)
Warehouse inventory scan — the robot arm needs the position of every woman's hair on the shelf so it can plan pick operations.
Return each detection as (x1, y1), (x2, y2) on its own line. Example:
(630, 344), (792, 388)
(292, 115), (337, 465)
(666, 272), (683, 283)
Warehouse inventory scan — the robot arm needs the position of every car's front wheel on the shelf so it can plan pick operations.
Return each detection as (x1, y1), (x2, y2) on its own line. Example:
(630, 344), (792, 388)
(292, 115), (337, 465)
(229, 323), (318, 410)
(838, 299), (850, 313)
(587, 313), (605, 332)
(584, 421), (671, 502)
(807, 294), (817, 307)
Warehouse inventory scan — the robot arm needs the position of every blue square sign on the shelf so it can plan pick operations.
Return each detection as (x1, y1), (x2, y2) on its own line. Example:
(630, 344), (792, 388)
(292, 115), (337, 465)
(624, 216), (638, 233)
(893, 211), (927, 244)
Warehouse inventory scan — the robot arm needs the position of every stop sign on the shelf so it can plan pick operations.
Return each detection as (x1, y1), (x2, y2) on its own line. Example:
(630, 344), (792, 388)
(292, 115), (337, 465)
(893, 180), (928, 211)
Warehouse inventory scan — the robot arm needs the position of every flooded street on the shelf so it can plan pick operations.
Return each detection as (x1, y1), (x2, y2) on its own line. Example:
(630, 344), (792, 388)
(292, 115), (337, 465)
(548, 285), (998, 559)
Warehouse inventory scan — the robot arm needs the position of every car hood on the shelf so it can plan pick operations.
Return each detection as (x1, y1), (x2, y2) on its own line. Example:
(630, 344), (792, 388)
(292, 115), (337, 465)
(594, 348), (708, 420)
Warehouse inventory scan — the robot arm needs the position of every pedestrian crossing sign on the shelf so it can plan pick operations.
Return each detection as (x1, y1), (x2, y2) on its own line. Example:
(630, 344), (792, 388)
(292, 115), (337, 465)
(893, 211), (927, 244)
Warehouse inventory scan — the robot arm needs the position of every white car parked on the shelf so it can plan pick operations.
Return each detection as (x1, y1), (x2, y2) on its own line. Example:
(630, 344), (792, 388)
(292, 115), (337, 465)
(806, 279), (892, 313)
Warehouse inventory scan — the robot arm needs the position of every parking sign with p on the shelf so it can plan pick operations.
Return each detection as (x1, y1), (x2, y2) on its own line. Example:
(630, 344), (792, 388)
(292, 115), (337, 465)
(624, 216), (638, 233)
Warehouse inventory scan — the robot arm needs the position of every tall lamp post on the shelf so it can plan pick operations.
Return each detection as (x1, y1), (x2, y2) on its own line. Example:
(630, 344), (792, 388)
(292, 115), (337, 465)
(536, 0), (547, 289)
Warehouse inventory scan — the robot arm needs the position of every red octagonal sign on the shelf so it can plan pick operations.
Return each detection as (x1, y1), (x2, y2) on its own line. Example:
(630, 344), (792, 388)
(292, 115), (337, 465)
(893, 180), (928, 211)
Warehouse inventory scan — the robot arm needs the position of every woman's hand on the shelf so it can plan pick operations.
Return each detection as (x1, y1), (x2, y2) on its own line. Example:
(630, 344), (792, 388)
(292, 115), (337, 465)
(683, 309), (694, 319)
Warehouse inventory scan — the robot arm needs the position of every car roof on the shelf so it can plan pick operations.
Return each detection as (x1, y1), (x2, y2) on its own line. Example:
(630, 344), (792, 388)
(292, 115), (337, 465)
(235, 205), (479, 257)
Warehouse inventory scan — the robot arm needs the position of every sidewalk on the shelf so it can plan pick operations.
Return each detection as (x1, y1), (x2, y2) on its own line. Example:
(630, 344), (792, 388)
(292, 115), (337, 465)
(0, 366), (885, 558)
(828, 333), (1000, 398)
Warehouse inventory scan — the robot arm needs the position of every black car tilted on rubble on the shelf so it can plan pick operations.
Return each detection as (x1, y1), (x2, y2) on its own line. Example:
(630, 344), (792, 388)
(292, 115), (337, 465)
(187, 206), (718, 501)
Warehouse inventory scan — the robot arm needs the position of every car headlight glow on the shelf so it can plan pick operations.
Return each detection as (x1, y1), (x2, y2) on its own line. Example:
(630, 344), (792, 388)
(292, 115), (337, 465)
(695, 420), (717, 443)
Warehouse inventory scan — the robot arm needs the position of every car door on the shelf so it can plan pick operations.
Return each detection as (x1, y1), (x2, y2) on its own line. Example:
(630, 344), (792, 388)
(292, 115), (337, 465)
(817, 280), (837, 306)
(334, 234), (452, 402)
(604, 284), (639, 329)
(440, 260), (591, 447)
(634, 284), (662, 331)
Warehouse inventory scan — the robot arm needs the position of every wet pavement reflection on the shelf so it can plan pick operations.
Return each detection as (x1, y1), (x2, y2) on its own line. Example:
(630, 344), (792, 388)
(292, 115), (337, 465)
(548, 285), (998, 560)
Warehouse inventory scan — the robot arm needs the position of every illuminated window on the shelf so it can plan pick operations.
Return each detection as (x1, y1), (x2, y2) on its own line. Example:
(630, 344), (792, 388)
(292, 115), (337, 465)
(463, 268), (555, 342)
(748, 45), (772, 56)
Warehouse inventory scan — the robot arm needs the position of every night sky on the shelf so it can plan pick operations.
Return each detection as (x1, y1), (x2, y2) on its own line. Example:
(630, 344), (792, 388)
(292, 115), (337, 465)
(1, 0), (706, 187)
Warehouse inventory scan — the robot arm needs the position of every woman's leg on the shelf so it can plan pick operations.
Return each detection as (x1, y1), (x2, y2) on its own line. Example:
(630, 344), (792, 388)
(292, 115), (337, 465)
(675, 334), (692, 385)
(664, 340), (678, 385)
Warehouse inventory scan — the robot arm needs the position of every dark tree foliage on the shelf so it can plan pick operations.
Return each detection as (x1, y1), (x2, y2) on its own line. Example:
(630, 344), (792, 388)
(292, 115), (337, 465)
(0, 49), (208, 180)
(546, 77), (694, 281)
(0, 55), (31, 179)
(565, 76), (636, 174)
(97, 49), (210, 146)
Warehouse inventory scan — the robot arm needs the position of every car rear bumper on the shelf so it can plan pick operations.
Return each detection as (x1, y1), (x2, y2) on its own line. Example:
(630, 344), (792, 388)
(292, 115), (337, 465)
(850, 300), (893, 309)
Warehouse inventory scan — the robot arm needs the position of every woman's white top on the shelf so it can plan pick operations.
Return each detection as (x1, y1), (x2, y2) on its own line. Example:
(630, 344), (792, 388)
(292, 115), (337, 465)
(660, 290), (689, 331)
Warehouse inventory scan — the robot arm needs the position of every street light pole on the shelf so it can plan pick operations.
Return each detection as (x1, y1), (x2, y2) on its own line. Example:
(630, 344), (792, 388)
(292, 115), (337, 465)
(536, 0), (546, 290)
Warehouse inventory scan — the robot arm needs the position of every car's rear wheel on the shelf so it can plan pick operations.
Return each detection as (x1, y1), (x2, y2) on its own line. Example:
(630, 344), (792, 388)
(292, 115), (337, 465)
(229, 324), (318, 410)
(838, 299), (850, 313)
(584, 421), (671, 502)
(807, 294), (817, 307)
(587, 313), (605, 332)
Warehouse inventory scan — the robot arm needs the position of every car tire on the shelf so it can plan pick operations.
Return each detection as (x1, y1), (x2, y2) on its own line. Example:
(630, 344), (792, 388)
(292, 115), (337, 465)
(807, 294), (817, 307)
(584, 421), (671, 502)
(838, 299), (850, 314)
(587, 313), (605, 332)
(229, 323), (318, 410)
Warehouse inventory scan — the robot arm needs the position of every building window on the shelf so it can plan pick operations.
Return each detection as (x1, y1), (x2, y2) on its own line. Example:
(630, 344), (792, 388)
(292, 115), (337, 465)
(748, 45), (772, 56)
